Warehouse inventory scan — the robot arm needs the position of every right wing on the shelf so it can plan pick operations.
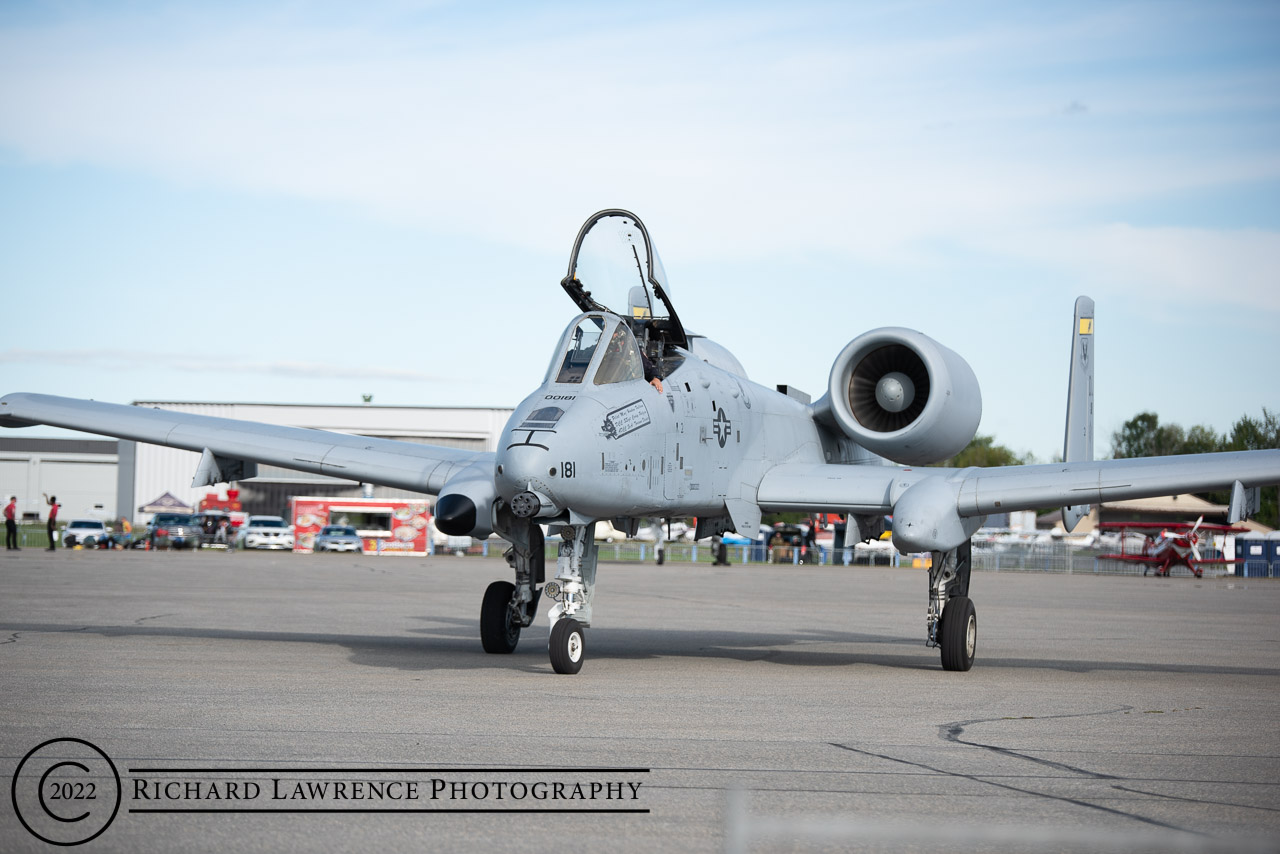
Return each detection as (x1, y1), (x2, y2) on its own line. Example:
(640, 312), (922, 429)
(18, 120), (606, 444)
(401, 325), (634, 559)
(0, 393), (489, 495)
(758, 450), (1280, 552)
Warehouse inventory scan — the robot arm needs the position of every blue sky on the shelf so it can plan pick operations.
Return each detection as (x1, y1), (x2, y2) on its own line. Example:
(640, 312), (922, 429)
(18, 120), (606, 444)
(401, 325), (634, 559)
(2, 0), (1277, 460)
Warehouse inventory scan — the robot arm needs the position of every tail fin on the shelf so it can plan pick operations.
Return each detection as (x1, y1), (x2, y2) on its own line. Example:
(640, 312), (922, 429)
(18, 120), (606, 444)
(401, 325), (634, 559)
(1061, 296), (1095, 532)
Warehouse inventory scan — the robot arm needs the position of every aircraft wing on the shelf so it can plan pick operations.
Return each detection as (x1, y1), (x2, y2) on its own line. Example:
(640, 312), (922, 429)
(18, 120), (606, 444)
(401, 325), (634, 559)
(0, 393), (490, 495)
(758, 451), (1280, 551)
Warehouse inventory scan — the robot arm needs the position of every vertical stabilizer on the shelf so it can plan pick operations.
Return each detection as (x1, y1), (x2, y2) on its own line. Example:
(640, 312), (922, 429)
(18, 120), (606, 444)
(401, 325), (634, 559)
(1061, 297), (1095, 532)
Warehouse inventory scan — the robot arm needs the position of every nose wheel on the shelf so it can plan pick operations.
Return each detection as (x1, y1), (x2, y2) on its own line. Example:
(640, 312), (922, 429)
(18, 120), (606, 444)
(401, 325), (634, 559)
(549, 618), (586, 674)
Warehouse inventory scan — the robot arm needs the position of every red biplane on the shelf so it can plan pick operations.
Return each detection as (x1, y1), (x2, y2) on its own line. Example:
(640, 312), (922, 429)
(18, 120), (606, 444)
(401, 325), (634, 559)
(1097, 517), (1249, 577)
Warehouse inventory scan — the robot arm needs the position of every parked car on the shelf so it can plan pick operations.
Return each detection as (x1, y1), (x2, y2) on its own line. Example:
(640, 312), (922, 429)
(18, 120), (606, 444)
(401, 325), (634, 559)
(313, 525), (363, 553)
(148, 513), (203, 550)
(63, 519), (108, 548)
(237, 516), (294, 550)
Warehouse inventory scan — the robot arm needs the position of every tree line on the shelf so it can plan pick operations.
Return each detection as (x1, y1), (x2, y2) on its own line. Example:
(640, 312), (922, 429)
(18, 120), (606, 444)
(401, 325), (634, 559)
(940, 408), (1279, 528)
(1109, 408), (1278, 528)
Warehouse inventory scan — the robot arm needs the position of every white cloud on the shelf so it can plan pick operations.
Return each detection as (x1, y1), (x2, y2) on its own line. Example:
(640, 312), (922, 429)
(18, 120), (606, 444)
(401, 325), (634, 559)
(0, 349), (451, 383)
(991, 224), (1280, 311)
(2, 3), (1277, 265)
(1, 2), (1277, 460)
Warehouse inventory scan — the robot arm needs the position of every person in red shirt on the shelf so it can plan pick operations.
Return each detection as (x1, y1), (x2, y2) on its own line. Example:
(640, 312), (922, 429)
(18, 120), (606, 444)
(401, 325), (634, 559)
(43, 493), (60, 551)
(4, 496), (17, 550)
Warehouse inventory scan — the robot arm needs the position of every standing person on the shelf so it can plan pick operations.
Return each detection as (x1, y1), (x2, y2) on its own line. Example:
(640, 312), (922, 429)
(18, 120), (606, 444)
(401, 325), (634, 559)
(4, 496), (18, 550)
(43, 493), (60, 551)
(714, 535), (730, 566)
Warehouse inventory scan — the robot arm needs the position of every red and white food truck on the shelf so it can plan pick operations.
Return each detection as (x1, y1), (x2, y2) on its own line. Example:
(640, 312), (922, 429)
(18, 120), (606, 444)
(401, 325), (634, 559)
(290, 496), (432, 555)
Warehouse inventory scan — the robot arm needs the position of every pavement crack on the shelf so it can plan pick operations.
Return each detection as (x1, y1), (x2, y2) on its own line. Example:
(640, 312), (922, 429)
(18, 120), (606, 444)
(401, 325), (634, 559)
(134, 613), (177, 626)
(1112, 784), (1280, 814)
(939, 706), (1134, 780)
(827, 738), (1192, 834)
(0, 632), (19, 644)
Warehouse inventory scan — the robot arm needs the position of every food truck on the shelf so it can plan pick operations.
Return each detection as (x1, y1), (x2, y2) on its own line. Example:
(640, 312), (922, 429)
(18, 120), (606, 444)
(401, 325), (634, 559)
(289, 496), (432, 555)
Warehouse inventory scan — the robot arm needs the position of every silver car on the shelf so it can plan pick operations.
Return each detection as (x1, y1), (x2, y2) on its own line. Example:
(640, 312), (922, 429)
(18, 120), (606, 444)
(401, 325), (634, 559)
(313, 525), (363, 553)
(236, 516), (295, 550)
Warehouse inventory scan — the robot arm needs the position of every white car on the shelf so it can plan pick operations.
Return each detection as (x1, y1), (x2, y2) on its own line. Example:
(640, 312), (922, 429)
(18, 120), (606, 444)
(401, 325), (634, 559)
(236, 516), (295, 550)
(63, 519), (109, 547)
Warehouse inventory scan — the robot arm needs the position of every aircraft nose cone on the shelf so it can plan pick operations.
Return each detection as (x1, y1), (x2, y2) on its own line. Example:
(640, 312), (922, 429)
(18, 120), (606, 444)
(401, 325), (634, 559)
(434, 494), (476, 536)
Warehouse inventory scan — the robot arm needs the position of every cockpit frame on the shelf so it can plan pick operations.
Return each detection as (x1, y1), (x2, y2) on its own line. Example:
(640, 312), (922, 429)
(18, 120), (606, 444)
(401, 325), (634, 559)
(559, 209), (689, 353)
(545, 313), (649, 388)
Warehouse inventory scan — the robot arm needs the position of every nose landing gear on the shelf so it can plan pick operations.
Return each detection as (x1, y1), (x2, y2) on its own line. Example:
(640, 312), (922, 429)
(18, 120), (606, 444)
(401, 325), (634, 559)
(480, 514), (600, 674)
(544, 522), (598, 674)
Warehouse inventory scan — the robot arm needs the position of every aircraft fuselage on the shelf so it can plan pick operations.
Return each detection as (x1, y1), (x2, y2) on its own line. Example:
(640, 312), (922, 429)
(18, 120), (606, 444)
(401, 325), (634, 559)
(495, 334), (824, 527)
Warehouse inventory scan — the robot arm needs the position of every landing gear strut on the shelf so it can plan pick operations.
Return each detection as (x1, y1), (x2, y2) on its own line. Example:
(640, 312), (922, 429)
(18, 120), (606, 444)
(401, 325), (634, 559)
(926, 540), (976, 671)
(543, 521), (599, 674)
(479, 515), (543, 654)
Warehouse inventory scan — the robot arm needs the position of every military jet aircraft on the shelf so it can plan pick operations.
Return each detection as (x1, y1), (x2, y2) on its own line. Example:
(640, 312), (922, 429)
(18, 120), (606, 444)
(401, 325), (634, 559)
(4, 210), (1279, 674)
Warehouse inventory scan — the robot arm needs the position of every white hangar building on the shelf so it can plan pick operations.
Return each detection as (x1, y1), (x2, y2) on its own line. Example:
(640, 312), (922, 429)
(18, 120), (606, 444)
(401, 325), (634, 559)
(1, 401), (514, 522)
(0, 437), (120, 522)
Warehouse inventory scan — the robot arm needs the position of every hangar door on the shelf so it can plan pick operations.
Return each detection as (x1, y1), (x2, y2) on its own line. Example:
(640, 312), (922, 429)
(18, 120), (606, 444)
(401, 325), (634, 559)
(0, 460), (33, 515)
(39, 460), (118, 519)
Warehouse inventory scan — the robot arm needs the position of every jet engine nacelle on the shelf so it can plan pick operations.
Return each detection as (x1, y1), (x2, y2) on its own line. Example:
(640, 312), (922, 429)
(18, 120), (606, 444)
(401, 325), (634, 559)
(820, 327), (982, 466)
(434, 462), (497, 539)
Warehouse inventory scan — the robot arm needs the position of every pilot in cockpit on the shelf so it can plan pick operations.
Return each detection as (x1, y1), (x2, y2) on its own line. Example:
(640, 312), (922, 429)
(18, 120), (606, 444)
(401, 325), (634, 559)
(598, 317), (663, 394)
(627, 287), (665, 393)
(640, 351), (663, 393)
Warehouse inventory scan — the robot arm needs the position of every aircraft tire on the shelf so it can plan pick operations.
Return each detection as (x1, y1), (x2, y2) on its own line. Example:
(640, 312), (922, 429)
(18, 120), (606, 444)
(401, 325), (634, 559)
(549, 618), (585, 674)
(480, 580), (521, 654)
(939, 596), (976, 672)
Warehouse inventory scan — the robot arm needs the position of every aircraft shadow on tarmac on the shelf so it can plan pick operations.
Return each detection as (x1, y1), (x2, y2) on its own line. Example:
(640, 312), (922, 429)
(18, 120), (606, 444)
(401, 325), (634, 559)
(5, 620), (1280, 677)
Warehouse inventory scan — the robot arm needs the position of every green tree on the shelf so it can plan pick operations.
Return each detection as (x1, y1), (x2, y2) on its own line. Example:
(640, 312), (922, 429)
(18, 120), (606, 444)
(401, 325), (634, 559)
(940, 435), (1034, 468)
(1222, 407), (1280, 452)
(1110, 408), (1279, 528)
(1110, 412), (1203, 458)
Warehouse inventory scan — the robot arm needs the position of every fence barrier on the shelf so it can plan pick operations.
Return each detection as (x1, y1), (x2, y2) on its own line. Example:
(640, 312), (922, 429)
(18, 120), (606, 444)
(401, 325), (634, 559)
(11, 524), (1271, 577)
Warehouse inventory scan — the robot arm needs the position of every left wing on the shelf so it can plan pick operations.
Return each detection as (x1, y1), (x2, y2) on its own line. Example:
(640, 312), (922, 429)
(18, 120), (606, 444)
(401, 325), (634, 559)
(758, 451), (1280, 553)
(0, 393), (489, 495)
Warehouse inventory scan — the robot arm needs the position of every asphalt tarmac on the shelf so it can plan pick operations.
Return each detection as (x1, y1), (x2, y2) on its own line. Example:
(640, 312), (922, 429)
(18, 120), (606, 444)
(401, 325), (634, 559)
(1, 548), (1277, 853)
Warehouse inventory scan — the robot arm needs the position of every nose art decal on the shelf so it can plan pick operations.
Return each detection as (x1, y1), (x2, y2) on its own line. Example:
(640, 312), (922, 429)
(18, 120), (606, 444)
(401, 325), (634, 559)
(602, 399), (651, 440)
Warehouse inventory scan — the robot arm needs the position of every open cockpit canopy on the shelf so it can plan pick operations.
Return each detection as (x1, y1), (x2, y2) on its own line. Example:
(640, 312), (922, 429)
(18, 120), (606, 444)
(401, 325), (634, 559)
(560, 210), (687, 352)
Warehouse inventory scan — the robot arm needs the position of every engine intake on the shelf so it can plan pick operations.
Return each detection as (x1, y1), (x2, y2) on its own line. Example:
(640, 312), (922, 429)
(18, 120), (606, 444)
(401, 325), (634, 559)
(820, 328), (981, 466)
